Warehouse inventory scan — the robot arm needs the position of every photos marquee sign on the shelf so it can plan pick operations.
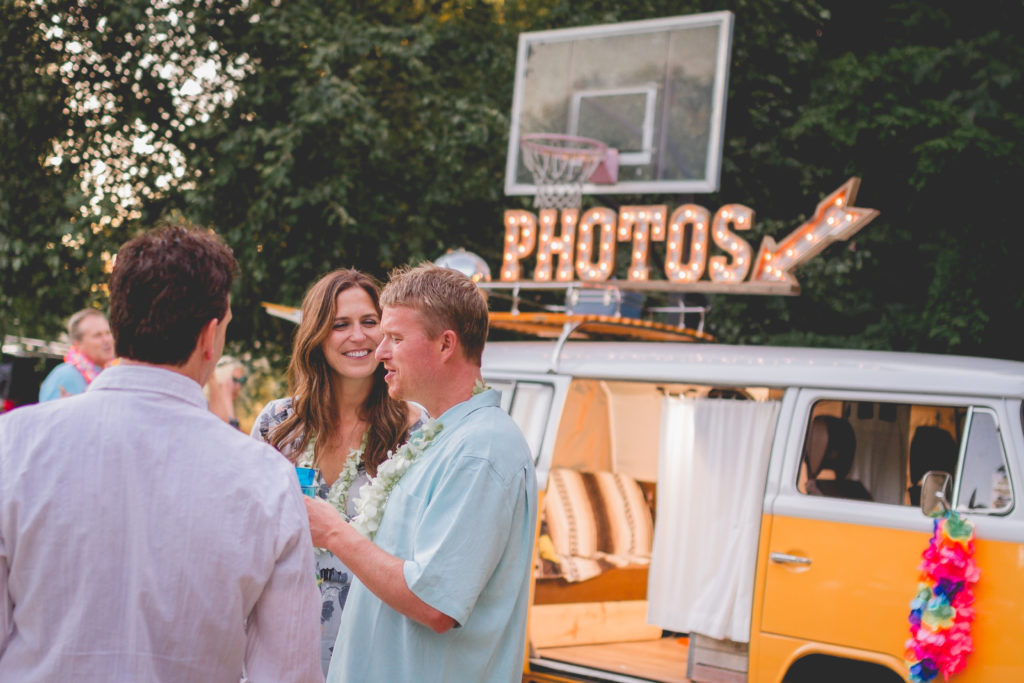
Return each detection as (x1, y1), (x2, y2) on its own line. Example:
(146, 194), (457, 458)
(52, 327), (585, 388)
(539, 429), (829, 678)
(499, 178), (878, 295)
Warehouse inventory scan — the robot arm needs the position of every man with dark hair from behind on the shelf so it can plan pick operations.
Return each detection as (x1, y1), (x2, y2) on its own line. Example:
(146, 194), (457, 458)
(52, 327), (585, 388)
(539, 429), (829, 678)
(0, 224), (322, 682)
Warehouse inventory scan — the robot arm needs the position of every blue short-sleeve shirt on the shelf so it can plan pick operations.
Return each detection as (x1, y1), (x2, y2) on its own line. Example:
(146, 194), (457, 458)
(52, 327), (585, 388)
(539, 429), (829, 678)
(38, 363), (87, 402)
(329, 389), (537, 683)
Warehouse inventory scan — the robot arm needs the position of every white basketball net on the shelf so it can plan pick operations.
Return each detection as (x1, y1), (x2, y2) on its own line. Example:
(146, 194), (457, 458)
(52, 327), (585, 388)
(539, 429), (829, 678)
(520, 135), (606, 210)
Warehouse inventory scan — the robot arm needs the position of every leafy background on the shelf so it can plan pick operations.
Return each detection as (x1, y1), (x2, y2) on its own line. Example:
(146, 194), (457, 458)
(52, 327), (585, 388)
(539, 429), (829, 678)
(3, 0), (1023, 376)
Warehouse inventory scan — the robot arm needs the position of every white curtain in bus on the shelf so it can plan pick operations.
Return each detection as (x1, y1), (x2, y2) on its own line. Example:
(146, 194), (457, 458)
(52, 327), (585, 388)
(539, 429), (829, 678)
(848, 403), (910, 506)
(647, 396), (780, 642)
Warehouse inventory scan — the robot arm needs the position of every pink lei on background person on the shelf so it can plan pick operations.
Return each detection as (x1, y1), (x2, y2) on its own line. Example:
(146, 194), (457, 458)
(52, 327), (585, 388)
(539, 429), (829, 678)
(905, 510), (979, 682)
(64, 346), (105, 384)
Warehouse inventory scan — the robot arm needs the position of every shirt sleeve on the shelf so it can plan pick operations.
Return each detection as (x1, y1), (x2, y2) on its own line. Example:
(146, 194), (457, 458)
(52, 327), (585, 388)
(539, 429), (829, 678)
(403, 456), (520, 625)
(250, 399), (292, 444)
(0, 419), (9, 651)
(1, 531), (10, 651)
(38, 365), (86, 402)
(249, 402), (273, 442)
(243, 489), (323, 682)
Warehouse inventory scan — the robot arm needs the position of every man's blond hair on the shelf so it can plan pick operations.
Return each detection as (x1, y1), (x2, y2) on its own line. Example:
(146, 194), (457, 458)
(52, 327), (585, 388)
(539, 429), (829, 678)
(67, 308), (107, 343)
(380, 262), (489, 365)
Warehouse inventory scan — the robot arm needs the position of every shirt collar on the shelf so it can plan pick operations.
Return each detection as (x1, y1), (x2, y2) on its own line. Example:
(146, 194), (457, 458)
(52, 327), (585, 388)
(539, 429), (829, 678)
(435, 387), (500, 428)
(87, 364), (208, 410)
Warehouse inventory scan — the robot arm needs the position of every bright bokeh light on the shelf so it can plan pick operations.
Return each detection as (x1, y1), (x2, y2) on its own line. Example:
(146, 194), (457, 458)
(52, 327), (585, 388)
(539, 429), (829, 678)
(36, 1), (254, 237)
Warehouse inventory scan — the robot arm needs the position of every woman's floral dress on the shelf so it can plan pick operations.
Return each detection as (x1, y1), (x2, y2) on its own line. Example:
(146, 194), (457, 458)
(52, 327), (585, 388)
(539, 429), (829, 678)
(251, 397), (424, 676)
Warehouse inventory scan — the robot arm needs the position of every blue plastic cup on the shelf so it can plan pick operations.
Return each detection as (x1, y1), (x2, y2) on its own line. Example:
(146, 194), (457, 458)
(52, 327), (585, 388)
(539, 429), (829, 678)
(296, 467), (319, 497)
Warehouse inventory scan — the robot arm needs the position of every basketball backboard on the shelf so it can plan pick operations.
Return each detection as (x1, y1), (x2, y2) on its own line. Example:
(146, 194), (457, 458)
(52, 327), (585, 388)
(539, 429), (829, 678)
(505, 12), (734, 197)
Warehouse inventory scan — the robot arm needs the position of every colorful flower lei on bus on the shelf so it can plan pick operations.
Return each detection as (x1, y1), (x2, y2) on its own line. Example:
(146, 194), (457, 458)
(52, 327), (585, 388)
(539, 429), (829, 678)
(905, 509), (979, 682)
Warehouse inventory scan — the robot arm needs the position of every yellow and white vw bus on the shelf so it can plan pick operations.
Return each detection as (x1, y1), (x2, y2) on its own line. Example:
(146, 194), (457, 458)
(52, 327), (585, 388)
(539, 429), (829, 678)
(480, 336), (1024, 683)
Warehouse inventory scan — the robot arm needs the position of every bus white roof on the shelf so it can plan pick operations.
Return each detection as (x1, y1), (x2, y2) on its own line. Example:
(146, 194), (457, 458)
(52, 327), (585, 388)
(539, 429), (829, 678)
(482, 341), (1024, 398)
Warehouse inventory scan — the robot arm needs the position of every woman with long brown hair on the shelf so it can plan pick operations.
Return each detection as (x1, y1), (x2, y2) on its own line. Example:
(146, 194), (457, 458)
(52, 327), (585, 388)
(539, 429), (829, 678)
(251, 268), (422, 675)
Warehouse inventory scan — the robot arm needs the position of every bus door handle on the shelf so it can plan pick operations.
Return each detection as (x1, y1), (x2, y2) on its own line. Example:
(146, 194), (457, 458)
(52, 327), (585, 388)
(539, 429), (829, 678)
(769, 552), (812, 566)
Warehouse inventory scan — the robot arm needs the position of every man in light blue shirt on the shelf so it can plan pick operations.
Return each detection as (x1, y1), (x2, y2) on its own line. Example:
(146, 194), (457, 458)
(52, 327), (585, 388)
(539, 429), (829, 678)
(305, 263), (537, 683)
(38, 309), (115, 401)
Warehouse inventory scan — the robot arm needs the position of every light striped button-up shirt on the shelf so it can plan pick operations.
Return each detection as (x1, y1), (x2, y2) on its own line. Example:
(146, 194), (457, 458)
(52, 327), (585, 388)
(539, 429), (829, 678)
(0, 364), (322, 682)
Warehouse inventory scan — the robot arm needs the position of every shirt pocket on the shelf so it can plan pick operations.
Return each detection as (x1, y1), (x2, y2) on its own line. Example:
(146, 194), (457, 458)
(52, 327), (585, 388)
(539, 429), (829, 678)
(375, 482), (428, 557)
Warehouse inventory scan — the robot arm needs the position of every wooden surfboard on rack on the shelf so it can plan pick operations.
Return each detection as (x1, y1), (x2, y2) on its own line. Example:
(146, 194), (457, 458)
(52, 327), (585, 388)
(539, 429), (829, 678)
(263, 303), (715, 343)
(489, 311), (713, 342)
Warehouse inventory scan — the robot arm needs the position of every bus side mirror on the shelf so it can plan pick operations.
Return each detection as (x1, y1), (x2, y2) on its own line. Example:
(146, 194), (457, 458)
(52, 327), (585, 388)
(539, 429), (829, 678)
(920, 471), (952, 517)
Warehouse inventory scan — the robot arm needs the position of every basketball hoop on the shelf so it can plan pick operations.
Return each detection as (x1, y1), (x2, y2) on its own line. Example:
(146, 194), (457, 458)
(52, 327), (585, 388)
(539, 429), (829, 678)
(520, 134), (608, 210)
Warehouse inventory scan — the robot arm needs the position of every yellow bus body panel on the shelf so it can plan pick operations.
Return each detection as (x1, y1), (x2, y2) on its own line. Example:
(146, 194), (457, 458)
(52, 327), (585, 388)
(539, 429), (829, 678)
(752, 513), (1024, 681)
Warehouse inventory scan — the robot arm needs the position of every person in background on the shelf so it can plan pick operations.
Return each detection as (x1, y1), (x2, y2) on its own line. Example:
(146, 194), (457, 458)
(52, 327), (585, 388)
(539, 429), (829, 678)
(206, 355), (246, 429)
(38, 308), (115, 401)
(0, 223), (322, 682)
(251, 268), (423, 676)
(304, 263), (537, 683)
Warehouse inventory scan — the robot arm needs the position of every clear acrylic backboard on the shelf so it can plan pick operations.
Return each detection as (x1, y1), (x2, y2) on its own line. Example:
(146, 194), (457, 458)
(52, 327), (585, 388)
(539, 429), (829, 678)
(505, 12), (734, 197)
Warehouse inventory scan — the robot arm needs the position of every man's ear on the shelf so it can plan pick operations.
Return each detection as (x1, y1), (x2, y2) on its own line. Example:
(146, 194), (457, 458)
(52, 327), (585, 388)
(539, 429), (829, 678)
(198, 318), (220, 361)
(438, 329), (459, 361)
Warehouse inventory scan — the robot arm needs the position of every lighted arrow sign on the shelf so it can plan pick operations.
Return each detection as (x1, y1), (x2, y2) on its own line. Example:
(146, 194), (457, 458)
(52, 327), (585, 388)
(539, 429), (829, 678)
(750, 177), (879, 288)
(499, 177), (879, 294)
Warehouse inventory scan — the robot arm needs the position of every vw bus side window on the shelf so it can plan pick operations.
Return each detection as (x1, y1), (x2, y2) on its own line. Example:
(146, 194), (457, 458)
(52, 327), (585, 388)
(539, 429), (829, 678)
(955, 408), (1012, 513)
(490, 380), (554, 464)
(799, 399), (971, 507)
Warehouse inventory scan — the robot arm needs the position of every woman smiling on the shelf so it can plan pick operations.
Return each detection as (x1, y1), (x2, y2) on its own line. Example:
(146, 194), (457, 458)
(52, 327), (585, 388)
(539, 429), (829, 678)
(251, 269), (422, 675)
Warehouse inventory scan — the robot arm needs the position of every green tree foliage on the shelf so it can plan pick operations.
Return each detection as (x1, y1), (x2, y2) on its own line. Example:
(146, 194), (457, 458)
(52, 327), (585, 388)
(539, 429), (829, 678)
(170, 1), (520, 357)
(742, 1), (1024, 359)
(1, 0), (247, 338)
(2, 0), (1022, 362)
(1, 0), (94, 338)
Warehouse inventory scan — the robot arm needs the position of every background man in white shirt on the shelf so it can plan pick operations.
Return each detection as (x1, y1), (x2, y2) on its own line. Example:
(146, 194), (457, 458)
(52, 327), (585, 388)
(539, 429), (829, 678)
(0, 224), (323, 682)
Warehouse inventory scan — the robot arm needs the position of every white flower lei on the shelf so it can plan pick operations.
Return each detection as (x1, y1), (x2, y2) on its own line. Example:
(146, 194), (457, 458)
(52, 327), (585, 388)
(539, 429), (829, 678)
(350, 419), (443, 539)
(348, 381), (490, 540)
(298, 430), (368, 522)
